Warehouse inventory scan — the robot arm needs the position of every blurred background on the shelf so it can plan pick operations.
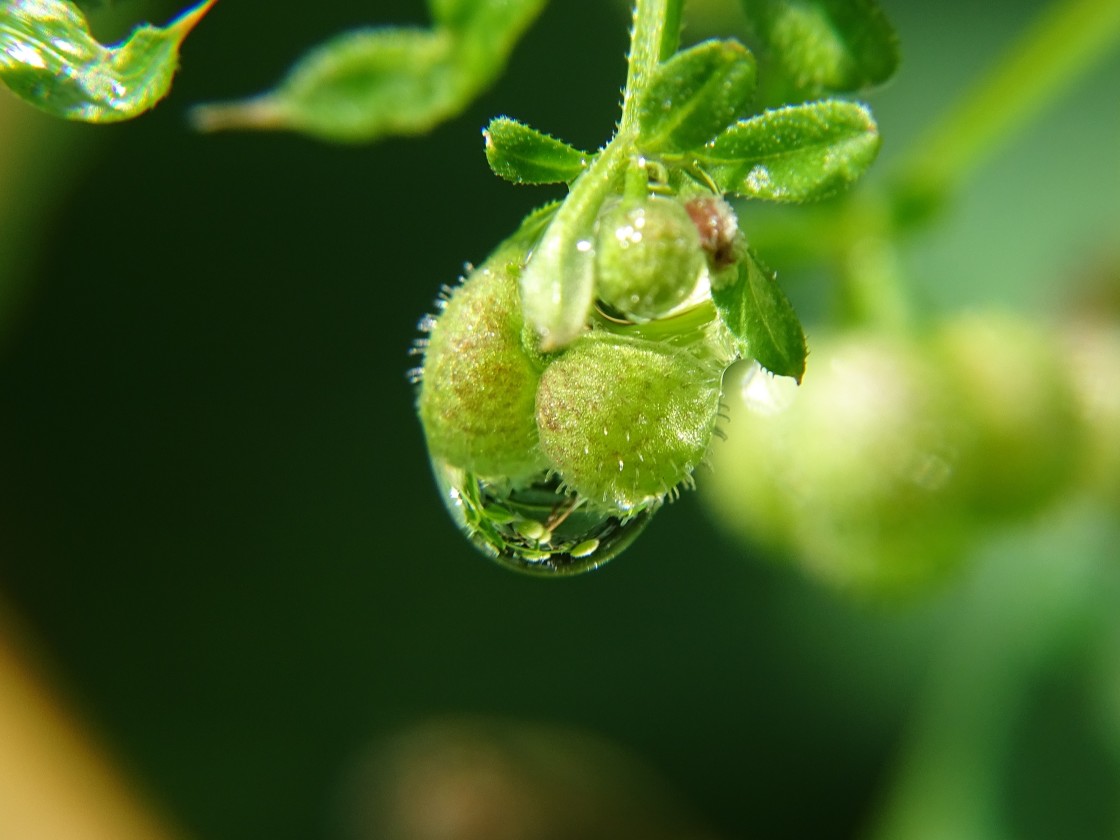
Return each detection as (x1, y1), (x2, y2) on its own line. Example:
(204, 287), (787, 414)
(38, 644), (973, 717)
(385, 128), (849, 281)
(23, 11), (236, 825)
(1, 0), (1119, 838)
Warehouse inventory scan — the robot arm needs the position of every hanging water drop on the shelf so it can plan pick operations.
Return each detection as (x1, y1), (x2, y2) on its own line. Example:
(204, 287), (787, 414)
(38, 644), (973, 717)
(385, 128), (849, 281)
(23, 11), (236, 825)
(430, 460), (657, 576)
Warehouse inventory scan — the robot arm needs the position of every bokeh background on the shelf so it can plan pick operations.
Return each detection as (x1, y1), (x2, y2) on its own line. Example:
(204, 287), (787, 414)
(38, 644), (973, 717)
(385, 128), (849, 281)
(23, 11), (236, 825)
(1, 0), (1119, 838)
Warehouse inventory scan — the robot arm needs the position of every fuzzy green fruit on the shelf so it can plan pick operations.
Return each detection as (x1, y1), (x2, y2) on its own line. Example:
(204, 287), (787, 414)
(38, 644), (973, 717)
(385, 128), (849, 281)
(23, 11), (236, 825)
(536, 331), (723, 511)
(595, 196), (705, 321)
(418, 259), (548, 483)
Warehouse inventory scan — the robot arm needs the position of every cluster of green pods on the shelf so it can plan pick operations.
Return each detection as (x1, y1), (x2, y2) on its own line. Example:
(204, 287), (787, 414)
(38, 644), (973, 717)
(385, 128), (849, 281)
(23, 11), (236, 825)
(416, 191), (741, 574)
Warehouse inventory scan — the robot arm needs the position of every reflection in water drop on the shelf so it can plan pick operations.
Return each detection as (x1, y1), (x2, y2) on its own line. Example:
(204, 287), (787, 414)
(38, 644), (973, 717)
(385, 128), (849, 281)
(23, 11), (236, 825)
(908, 449), (954, 492)
(431, 460), (657, 576)
(745, 165), (772, 193)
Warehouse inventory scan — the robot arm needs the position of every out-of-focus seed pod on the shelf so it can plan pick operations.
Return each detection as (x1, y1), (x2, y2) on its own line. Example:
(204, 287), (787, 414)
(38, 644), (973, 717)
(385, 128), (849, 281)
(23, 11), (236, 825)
(595, 196), (706, 322)
(418, 257), (547, 484)
(703, 314), (1101, 595)
(933, 314), (1082, 520)
(1062, 320), (1120, 506)
(536, 331), (724, 511)
(703, 332), (975, 594)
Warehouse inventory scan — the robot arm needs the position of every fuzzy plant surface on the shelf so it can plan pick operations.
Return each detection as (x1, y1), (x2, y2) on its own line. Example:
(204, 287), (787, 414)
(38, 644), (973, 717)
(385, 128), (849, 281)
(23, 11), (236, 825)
(410, 0), (887, 574)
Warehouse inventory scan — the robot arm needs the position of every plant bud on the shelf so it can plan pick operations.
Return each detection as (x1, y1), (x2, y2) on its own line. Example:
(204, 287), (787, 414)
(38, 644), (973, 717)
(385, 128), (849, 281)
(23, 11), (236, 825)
(536, 331), (723, 511)
(418, 260), (547, 483)
(684, 194), (743, 271)
(595, 196), (705, 321)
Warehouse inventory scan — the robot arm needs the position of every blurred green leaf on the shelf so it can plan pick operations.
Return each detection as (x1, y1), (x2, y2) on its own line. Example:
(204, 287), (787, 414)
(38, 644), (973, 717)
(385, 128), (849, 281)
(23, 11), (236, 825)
(192, 27), (458, 142)
(741, 0), (899, 95)
(427, 0), (480, 29)
(636, 39), (757, 153)
(431, 0), (546, 40)
(0, 0), (214, 123)
(191, 0), (546, 143)
(699, 100), (880, 202)
(484, 117), (590, 184)
(712, 251), (806, 381)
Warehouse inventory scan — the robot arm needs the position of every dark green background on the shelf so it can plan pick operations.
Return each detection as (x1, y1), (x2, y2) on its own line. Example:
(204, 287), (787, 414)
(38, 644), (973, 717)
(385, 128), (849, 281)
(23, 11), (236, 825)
(1, 1), (1118, 838)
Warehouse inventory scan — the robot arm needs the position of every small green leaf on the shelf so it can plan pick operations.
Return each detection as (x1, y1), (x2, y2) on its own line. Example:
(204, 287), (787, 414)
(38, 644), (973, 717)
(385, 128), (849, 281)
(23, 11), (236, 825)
(712, 251), (806, 381)
(699, 100), (880, 202)
(193, 27), (459, 142)
(741, 0), (899, 95)
(484, 117), (590, 184)
(637, 39), (757, 153)
(427, 0), (478, 30)
(191, 0), (545, 143)
(0, 0), (215, 123)
(429, 0), (544, 40)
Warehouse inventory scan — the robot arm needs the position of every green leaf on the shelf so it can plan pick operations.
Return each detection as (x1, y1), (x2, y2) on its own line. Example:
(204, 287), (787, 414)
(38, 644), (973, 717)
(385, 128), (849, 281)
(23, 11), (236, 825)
(0, 0), (215, 123)
(741, 0), (899, 95)
(484, 117), (590, 184)
(192, 27), (459, 142)
(711, 251), (806, 381)
(429, 0), (544, 40)
(191, 0), (546, 143)
(427, 0), (478, 30)
(637, 39), (757, 153)
(699, 100), (880, 202)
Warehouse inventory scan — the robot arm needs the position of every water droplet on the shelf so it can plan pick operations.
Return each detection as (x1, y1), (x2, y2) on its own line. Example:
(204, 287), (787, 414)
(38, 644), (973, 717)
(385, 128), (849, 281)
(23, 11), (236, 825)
(739, 361), (798, 415)
(745, 165), (772, 194)
(431, 460), (657, 576)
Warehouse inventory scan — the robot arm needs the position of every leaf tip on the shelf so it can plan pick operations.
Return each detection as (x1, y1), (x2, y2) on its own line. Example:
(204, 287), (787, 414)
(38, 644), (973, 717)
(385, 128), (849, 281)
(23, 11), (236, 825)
(169, 0), (219, 38)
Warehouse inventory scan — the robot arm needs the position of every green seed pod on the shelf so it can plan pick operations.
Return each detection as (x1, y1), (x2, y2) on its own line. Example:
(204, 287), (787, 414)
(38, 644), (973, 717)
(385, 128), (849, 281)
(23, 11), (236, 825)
(536, 331), (723, 511)
(418, 258), (548, 484)
(703, 333), (973, 595)
(595, 196), (705, 322)
(933, 314), (1081, 520)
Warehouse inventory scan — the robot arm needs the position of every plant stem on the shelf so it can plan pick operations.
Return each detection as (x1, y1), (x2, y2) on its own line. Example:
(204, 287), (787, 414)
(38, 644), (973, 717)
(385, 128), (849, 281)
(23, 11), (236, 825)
(897, 0), (1120, 196)
(868, 512), (1114, 840)
(620, 0), (680, 133)
(839, 0), (1120, 329)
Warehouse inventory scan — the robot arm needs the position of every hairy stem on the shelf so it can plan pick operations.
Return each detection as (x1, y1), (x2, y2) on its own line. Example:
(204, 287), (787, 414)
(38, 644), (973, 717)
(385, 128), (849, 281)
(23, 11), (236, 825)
(620, 0), (680, 132)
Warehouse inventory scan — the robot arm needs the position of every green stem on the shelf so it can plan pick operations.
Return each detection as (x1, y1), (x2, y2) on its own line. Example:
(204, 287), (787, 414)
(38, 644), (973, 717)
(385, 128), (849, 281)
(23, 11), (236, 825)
(897, 0), (1120, 195)
(837, 0), (1120, 329)
(620, 0), (679, 132)
(837, 229), (911, 333)
(868, 514), (1113, 840)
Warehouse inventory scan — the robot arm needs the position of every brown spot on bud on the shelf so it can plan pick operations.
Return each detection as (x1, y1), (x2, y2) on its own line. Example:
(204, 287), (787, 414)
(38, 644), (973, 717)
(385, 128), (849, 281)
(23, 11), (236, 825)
(685, 195), (742, 269)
